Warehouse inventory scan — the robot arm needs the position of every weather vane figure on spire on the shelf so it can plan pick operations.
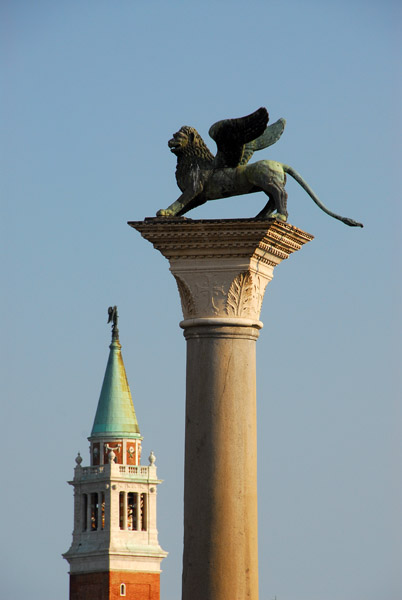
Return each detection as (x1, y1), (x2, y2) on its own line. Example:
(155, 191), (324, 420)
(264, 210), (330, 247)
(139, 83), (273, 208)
(107, 306), (119, 340)
(156, 106), (363, 227)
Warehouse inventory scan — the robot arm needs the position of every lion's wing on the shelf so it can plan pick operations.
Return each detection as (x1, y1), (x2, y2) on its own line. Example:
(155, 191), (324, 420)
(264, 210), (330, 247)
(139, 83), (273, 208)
(208, 107), (269, 168)
(240, 118), (286, 165)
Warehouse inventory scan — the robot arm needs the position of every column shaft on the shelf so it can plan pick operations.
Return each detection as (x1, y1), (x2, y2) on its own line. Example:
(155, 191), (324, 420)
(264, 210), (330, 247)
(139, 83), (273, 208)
(87, 493), (92, 532)
(122, 491), (127, 530)
(98, 492), (103, 531)
(182, 325), (260, 600)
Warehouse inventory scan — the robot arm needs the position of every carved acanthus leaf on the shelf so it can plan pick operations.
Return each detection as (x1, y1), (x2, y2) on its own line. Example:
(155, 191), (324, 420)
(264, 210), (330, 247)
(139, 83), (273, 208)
(253, 274), (267, 316)
(226, 271), (254, 317)
(174, 275), (196, 317)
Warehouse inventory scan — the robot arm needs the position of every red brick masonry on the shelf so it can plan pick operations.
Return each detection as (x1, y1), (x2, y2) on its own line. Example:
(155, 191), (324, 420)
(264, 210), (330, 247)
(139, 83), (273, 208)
(70, 571), (160, 600)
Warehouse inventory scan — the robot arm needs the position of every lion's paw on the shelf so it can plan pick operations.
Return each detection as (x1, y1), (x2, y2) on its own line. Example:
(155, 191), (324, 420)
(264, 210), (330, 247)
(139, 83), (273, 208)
(275, 213), (288, 222)
(156, 208), (175, 217)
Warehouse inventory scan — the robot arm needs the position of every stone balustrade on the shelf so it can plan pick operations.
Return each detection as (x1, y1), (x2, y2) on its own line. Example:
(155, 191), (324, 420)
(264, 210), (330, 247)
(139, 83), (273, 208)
(74, 464), (159, 482)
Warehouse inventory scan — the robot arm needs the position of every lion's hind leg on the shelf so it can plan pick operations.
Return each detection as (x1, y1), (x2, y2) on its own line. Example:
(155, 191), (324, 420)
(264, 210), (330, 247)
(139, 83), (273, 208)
(255, 196), (275, 219)
(246, 162), (288, 221)
(253, 180), (288, 221)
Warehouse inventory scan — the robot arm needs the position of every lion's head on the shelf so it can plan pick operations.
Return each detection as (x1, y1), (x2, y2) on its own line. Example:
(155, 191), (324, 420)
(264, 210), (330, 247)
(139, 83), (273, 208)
(168, 126), (214, 165)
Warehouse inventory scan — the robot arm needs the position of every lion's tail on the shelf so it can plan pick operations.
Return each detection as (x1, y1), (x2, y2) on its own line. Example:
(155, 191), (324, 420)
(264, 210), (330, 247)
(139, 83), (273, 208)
(282, 164), (363, 228)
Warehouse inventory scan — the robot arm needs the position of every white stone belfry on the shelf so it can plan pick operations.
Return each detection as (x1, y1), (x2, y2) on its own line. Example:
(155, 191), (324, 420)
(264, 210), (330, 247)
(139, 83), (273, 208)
(63, 320), (167, 600)
(129, 218), (313, 600)
(63, 452), (166, 575)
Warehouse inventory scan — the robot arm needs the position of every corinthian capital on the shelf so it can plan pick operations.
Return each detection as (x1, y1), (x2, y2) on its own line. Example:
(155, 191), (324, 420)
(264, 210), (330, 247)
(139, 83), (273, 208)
(129, 218), (313, 326)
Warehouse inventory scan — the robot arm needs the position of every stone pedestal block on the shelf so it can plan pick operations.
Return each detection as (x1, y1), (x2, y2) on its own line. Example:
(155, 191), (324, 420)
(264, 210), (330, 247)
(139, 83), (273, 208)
(129, 218), (313, 600)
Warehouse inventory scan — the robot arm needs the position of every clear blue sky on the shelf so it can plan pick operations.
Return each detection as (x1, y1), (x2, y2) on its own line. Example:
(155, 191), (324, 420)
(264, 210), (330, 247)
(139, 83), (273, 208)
(1, 1), (401, 599)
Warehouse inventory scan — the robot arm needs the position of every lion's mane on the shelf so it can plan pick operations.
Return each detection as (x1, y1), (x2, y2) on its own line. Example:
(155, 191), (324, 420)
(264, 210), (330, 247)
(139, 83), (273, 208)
(174, 127), (214, 189)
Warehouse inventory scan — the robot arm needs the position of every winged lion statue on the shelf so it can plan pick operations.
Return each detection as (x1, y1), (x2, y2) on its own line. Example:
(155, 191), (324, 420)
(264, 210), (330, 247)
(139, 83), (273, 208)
(156, 107), (363, 227)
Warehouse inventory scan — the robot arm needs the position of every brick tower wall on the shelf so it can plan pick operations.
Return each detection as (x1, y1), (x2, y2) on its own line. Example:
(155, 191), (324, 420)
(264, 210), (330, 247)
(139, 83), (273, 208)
(70, 572), (160, 600)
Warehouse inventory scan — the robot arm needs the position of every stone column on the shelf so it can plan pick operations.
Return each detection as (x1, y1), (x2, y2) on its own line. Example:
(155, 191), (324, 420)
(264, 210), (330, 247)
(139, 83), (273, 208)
(87, 492), (92, 532)
(129, 218), (313, 600)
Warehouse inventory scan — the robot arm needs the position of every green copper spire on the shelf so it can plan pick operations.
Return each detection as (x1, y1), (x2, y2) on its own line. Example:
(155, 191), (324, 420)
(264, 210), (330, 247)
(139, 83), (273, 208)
(91, 307), (141, 438)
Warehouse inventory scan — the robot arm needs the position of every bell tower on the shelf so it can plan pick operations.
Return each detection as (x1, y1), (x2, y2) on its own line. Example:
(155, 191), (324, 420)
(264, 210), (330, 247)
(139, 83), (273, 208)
(63, 307), (167, 600)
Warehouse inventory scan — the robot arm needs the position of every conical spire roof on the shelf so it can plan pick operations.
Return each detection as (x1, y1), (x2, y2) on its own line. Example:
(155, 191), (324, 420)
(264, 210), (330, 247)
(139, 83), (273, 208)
(91, 307), (140, 438)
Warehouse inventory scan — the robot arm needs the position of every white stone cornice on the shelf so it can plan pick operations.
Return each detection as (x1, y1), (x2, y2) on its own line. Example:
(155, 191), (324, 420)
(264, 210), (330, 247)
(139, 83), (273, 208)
(129, 217), (313, 262)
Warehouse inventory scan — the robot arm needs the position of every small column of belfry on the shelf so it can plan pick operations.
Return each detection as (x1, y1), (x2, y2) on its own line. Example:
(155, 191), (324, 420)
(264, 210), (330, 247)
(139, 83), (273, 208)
(130, 217), (313, 600)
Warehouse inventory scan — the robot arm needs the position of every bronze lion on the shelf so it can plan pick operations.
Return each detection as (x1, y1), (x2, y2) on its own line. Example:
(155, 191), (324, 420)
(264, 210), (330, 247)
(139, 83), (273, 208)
(157, 107), (363, 228)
